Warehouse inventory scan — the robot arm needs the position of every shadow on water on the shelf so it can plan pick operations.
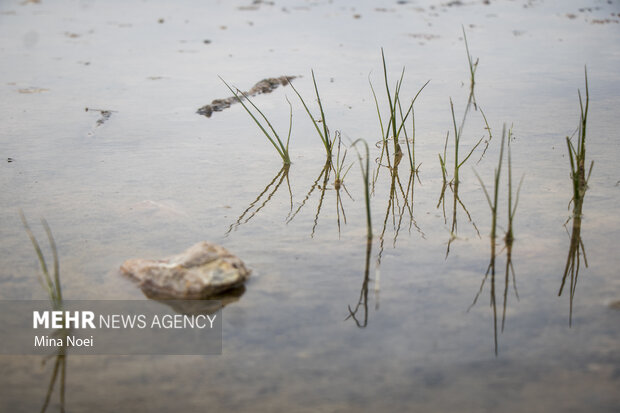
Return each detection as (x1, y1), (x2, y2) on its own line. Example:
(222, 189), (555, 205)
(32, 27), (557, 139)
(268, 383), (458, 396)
(226, 164), (292, 234)
(150, 286), (246, 315)
(559, 68), (593, 327)
(20, 211), (69, 412)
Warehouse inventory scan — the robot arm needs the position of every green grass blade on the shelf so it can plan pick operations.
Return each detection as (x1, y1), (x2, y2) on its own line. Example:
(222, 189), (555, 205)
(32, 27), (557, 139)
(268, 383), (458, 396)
(19, 210), (55, 298)
(311, 70), (332, 152)
(42, 218), (62, 304)
(288, 76), (331, 155)
(236, 89), (287, 154)
(220, 77), (287, 162)
(473, 169), (493, 209)
(285, 96), (293, 154)
(369, 75), (385, 141)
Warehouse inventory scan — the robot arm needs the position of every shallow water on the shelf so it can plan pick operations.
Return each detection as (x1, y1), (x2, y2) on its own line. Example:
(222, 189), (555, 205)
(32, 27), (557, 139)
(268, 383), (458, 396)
(1, 0), (620, 411)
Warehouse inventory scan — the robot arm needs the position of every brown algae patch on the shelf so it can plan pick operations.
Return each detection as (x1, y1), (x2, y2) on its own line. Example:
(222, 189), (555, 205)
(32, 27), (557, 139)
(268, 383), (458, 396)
(197, 75), (296, 117)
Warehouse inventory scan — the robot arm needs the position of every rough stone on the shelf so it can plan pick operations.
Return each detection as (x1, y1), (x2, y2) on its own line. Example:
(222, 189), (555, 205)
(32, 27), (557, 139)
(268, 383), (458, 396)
(120, 241), (250, 299)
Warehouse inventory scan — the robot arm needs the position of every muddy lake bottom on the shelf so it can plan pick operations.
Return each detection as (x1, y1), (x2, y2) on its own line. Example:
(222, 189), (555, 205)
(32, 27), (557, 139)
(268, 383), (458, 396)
(1, 0), (620, 411)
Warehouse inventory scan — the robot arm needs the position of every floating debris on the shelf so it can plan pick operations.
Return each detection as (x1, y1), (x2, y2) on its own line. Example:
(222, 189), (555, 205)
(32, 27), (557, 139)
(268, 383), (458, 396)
(85, 107), (115, 127)
(197, 75), (296, 117)
(18, 87), (49, 94)
(407, 33), (441, 41)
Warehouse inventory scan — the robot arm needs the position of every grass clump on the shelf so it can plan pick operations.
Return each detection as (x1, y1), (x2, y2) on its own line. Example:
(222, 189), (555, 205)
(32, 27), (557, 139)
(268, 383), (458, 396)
(505, 129), (523, 245)
(565, 67), (593, 211)
(221, 77), (292, 165)
(559, 67), (593, 326)
(371, 49), (429, 176)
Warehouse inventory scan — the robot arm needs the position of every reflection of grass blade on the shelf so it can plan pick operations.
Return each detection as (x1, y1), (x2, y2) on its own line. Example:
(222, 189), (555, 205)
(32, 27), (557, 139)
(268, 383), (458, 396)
(353, 139), (373, 241)
(287, 161), (330, 224)
(227, 165), (290, 234)
(311, 160), (332, 238)
(220, 77), (291, 165)
(346, 239), (373, 328)
(41, 354), (63, 413)
(474, 125), (505, 243)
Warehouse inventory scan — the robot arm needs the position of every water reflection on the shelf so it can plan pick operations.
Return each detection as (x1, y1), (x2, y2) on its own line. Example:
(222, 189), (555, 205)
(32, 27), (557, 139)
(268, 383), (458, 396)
(559, 202), (587, 327)
(558, 69), (593, 327)
(151, 286), (246, 315)
(286, 159), (331, 237)
(346, 240), (373, 328)
(438, 178), (480, 258)
(469, 238), (519, 356)
(469, 130), (521, 355)
(333, 133), (354, 237)
(376, 150), (423, 267)
(287, 142), (354, 239)
(40, 332), (69, 413)
(227, 164), (292, 234)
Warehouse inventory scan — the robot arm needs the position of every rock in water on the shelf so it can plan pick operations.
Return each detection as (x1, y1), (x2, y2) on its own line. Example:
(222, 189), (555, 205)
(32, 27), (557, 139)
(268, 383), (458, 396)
(120, 241), (250, 299)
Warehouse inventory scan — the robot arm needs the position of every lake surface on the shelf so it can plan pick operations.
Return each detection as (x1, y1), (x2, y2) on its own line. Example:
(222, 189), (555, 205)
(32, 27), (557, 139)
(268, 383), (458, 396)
(1, 0), (619, 411)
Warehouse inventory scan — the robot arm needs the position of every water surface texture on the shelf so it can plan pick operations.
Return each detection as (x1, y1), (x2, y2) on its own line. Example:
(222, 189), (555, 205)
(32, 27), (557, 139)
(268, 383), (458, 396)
(1, 0), (620, 412)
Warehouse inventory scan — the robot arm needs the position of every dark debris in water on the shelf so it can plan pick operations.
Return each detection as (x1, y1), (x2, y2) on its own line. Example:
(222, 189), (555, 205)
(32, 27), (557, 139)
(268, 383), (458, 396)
(85, 107), (115, 127)
(197, 75), (296, 118)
